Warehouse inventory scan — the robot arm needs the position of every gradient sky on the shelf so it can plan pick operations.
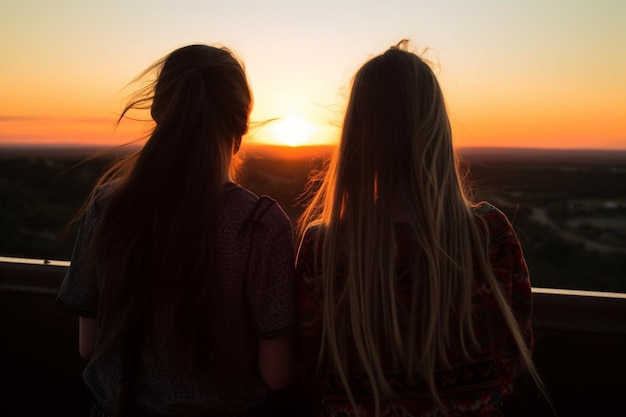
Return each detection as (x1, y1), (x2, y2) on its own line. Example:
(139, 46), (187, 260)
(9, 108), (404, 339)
(1, 0), (625, 149)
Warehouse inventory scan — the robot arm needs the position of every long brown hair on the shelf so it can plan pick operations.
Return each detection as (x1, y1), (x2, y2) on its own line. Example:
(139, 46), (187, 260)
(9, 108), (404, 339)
(85, 44), (252, 373)
(298, 40), (544, 414)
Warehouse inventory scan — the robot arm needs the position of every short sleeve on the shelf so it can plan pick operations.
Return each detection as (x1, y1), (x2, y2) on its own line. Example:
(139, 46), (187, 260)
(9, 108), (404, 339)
(55, 200), (101, 318)
(245, 202), (296, 339)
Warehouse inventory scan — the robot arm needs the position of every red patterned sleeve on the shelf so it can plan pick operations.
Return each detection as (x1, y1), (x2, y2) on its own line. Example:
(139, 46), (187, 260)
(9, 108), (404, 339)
(508, 224), (534, 357)
(481, 203), (534, 378)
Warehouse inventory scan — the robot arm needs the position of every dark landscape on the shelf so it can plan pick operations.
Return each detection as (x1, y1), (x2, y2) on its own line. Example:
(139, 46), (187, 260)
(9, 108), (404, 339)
(1, 143), (625, 293)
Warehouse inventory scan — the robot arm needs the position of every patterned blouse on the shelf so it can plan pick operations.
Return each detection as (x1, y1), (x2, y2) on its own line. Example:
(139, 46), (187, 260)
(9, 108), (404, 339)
(295, 202), (533, 417)
(57, 183), (296, 416)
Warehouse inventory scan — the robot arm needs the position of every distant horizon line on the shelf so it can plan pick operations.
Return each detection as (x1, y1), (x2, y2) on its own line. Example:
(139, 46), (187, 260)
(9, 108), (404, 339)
(2, 142), (626, 162)
(1, 142), (626, 154)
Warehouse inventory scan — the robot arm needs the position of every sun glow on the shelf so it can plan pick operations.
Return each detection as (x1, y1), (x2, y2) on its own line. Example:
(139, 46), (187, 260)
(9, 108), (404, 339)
(268, 116), (316, 147)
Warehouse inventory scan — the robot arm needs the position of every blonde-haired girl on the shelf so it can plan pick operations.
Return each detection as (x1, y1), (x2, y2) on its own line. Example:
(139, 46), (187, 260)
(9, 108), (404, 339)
(295, 41), (544, 417)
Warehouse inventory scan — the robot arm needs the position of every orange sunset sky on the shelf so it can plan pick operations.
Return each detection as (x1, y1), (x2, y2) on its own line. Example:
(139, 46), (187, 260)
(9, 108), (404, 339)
(1, 1), (625, 150)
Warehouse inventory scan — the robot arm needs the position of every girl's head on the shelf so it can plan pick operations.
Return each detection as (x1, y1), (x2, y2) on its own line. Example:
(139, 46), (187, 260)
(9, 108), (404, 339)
(150, 44), (251, 155)
(116, 44), (252, 187)
(337, 40), (456, 211)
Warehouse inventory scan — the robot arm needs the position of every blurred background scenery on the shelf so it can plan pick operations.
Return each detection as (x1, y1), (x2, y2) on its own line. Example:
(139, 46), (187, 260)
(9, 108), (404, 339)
(1, 144), (625, 293)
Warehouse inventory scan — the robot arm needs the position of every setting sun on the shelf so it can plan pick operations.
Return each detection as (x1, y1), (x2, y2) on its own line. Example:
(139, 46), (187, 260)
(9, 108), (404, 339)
(268, 116), (316, 147)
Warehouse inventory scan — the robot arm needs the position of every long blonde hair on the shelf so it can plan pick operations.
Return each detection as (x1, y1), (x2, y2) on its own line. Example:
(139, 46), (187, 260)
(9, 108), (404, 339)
(297, 40), (544, 414)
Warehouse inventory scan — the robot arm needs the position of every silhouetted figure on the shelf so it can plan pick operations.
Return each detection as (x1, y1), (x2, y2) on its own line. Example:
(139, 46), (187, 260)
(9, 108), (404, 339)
(295, 40), (545, 416)
(57, 44), (295, 417)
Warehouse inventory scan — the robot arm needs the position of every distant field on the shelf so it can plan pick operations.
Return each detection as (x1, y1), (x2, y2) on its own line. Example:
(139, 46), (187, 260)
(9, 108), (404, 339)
(1, 145), (625, 293)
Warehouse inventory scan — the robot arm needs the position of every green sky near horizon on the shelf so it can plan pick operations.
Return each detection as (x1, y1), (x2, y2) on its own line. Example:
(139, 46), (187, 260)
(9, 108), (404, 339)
(1, 0), (625, 149)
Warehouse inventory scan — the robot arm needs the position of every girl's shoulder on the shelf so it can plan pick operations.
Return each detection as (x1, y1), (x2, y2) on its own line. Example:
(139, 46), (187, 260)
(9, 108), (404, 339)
(471, 201), (515, 236)
(299, 221), (327, 250)
(82, 180), (121, 225)
(302, 221), (325, 239)
(472, 200), (505, 219)
(225, 183), (293, 232)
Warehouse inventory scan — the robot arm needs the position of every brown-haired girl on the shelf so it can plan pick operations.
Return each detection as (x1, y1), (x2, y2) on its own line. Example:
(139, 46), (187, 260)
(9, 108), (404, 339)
(57, 44), (295, 417)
